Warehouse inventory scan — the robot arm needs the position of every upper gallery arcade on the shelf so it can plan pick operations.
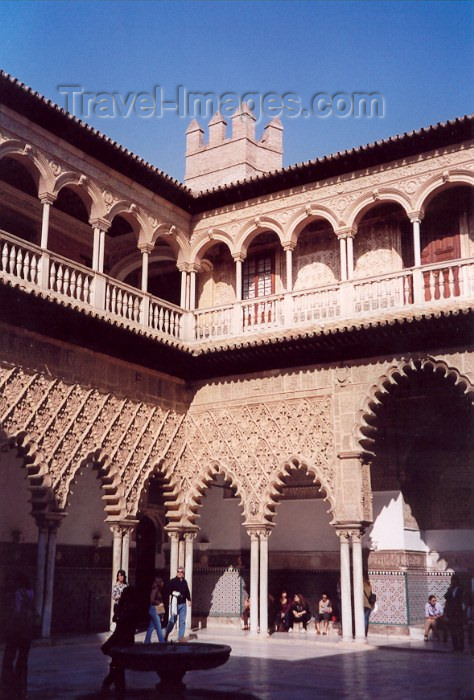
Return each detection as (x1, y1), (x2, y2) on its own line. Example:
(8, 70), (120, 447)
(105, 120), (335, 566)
(0, 70), (473, 641)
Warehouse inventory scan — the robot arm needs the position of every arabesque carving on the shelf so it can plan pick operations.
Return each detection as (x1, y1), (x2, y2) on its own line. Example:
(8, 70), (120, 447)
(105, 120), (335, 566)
(165, 396), (334, 525)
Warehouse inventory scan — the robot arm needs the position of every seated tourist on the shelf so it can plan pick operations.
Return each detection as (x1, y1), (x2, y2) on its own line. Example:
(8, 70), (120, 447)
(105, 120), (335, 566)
(288, 593), (311, 633)
(274, 590), (292, 632)
(241, 596), (250, 630)
(424, 594), (445, 641)
(316, 592), (333, 635)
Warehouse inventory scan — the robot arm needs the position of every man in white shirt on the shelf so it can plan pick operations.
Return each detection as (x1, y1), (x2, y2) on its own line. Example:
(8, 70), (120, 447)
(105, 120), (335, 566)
(424, 595), (444, 641)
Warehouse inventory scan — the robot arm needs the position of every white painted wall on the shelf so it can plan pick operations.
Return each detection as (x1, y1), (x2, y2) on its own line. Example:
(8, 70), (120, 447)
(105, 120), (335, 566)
(365, 491), (405, 550)
(270, 499), (337, 551)
(197, 478), (338, 551)
(57, 465), (112, 546)
(0, 448), (37, 543)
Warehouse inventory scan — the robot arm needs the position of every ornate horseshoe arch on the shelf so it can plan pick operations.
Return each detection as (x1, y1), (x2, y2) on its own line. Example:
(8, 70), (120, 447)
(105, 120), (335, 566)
(354, 357), (474, 452)
(263, 456), (336, 525)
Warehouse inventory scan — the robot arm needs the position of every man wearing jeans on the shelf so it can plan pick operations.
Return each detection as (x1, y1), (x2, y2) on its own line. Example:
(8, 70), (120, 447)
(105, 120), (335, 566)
(164, 567), (191, 642)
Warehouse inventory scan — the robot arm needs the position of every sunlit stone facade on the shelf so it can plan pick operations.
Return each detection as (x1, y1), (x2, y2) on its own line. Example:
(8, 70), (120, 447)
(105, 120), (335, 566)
(0, 71), (472, 639)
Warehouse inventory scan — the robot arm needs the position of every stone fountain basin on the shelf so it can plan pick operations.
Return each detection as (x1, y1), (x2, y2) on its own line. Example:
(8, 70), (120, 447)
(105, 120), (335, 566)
(107, 642), (232, 689)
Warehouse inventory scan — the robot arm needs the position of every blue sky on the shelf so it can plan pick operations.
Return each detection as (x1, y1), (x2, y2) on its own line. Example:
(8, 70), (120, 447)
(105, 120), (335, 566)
(1, 1), (472, 181)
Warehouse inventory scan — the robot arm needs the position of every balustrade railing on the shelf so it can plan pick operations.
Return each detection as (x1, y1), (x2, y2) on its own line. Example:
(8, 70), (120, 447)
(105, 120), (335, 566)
(1, 230), (473, 345)
(292, 285), (340, 323)
(194, 304), (234, 340)
(1, 233), (41, 286)
(49, 258), (94, 305)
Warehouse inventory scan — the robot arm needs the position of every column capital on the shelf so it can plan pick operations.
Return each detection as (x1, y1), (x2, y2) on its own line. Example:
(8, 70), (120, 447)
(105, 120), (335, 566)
(109, 519), (138, 536)
(138, 242), (154, 254)
(408, 210), (424, 223)
(338, 450), (372, 465)
(282, 241), (296, 252)
(188, 263), (200, 274)
(232, 252), (246, 262)
(183, 529), (198, 542)
(90, 217), (111, 232)
(38, 192), (57, 205)
(34, 511), (66, 530)
(246, 524), (273, 539)
(336, 226), (357, 239)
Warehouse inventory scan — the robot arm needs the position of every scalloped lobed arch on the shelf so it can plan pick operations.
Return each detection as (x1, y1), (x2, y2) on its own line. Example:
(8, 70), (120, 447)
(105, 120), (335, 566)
(0, 139), (55, 194)
(345, 188), (412, 229)
(189, 229), (235, 267)
(285, 206), (340, 247)
(176, 461), (246, 528)
(263, 456), (336, 525)
(4, 429), (56, 515)
(127, 456), (182, 523)
(354, 357), (474, 452)
(413, 172), (474, 216)
(56, 447), (127, 520)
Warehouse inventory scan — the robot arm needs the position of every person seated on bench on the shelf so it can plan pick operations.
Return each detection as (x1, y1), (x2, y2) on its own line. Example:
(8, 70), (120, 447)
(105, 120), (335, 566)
(288, 594), (311, 633)
(424, 594), (445, 641)
(316, 593), (333, 635)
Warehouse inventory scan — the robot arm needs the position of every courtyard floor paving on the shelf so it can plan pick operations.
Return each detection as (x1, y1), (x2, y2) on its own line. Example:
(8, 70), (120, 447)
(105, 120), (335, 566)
(8, 627), (474, 700)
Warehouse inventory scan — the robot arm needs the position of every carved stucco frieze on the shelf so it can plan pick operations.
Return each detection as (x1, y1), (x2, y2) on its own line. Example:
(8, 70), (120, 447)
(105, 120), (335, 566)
(167, 395), (335, 525)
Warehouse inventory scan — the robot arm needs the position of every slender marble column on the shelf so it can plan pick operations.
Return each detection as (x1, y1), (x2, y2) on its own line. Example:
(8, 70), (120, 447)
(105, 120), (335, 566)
(41, 523), (59, 638)
(249, 532), (259, 634)
(338, 531), (353, 641)
(352, 531), (366, 642)
(412, 218), (421, 267)
(339, 236), (347, 281)
(259, 531), (270, 636)
(346, 236), (354, 279)
(92, 227), (101, 271)
(285, 247), (293, 292)
(178, 538), (185, 569)
(121, 527), (131, 579)
(110, 525), (123, 627)
(169, 532), (180, 579)
(141, 250), (149, 292)
(184, 532), (195, 633)
(235, 258), (243, 301)
(189, 271), (197, 310)
(98, 229), (105, 273)
(180, 269), (188, 308)
(35, 524), (48, 620)
(40, 199), (52, 249)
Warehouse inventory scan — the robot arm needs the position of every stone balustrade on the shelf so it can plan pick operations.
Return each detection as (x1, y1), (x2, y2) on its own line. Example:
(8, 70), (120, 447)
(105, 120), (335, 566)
(1, 229), (473, 347)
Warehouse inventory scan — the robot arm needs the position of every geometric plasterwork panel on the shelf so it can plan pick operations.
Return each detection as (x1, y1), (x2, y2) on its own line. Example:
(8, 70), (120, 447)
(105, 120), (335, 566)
(165, 395), (334, 525)
(0, 363), (183, 520)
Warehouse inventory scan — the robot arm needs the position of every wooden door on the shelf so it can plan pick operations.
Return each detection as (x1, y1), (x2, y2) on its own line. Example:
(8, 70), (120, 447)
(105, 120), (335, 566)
(242, 253), (275, 323)
(421, 211), (460, 300)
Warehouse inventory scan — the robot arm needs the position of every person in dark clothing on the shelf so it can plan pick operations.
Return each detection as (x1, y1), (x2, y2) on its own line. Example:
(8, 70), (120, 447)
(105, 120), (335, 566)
(444, 575), (465, 651)
(288, 593), (312, 633)
(164, 566), (191, 642)
(0, 573), (35, 699)
(101, 586), (137, 693)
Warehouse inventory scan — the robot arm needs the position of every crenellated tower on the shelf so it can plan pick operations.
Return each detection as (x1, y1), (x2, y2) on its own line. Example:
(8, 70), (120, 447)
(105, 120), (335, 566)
(184, 104), (283, 192)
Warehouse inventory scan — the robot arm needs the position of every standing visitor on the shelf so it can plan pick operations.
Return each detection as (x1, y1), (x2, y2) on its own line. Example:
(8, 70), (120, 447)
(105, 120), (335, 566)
(0, 573), (35, 699)
(112, 569), (128, 622)
(273, 590), (291, 632)
(363, 577), (376, 636)
(164, 566), (191, 642)
(241, 596), (251, 630)
(101, 586), (137, 692)
(144, 575), (166, 643)
(445, 575), (465, 651)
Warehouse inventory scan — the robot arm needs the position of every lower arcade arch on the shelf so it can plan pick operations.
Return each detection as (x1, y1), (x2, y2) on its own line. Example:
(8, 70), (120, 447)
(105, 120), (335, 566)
(356, 359), (473, 629)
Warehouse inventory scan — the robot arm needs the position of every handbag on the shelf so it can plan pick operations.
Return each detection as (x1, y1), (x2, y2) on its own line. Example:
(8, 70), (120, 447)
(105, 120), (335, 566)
(154, 603), (165, 615)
